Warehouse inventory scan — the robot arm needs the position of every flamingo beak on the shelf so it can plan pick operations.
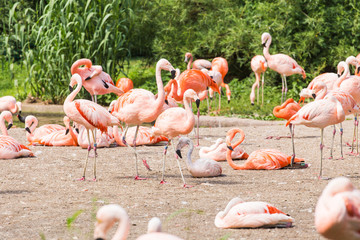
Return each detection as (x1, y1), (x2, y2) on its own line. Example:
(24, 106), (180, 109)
(357, 66), (360, 75)
(184, 56), (188, 63)
(85, 76), (91, 80)
(312, 93), (316, 99)
(75, 128), (79, 134)
(69, 85), (73, 92)
(302, 72), (306, 79)
(7, 123), (13, 130)
(171, 70), (176, 79)
(25, 127), (31, 134)
(65, 129), (69, 135)
(337, 74), (341, 78)
(195, 99), (200, 108)
(298, 97), (305, 104)
(95, 238), (105, 240)
(262, 41), (267, 48)
(176, 149), (182, 158)
(227, 145), (234, 151)
(165, 99), (169, 105)
(17, 114), (26, 123)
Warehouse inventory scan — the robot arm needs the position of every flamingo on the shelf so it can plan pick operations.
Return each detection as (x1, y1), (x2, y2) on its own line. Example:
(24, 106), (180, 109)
(111, 58), (176, 180)
(226, 128), (306, 170)
(113, 126), (168, 147)
(116, 78), (134, 93)
(175, 137), (222, 177)
(151, 89), (200, 187)
(315, 177), (360, 240)
(0, 96), (22, 114)
(250, 55), (267, 105)
(64, 73), (120, 181)
(210, 57), (231, 111)
(199, 138), (248, 161)
(70, 58), (123, 103)
(77, 125), (115, 148)
(214, 197), (294, 229)
(0, 111), (34, 159)
(261, 32), (306, 103)
(287, 95), (345, 178)
(356, 53), (360, 76)
(94, 204), (130, 240)
(184, 52), (211, 70)
(136, 217), (184, 240)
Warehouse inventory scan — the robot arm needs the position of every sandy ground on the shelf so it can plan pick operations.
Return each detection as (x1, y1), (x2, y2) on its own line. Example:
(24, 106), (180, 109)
(1, 115), (360, 240)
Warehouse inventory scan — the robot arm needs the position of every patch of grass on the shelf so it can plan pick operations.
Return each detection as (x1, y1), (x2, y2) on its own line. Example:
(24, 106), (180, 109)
(39, 233), (46, 240)
(219, 233), (231, 240)
(0, 62), (27, 99)
(66, 210), (84, 229)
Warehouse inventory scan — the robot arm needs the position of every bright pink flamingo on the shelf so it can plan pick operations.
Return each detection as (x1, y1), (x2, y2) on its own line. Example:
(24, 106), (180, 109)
(226, 128), (305, 170)
(113, 126), (168, 147)
(261, 32), (306, 103)
(64, 73), (120, 181)
(184, 52), (211, 70)
(0, 111), (34, 159)
(0, 96), (22, 114)
(136, 217), (184, 240)
(210, 57), (231, 111)
(70, 58), (123, 102)
(151, 89), (200, 187)
(250, 55), (268, 105)
(77, 125), (115, 148)
(215, 197), (294, 229)
(175, 137), (222, 177)
(111, 59), (176, 179)
(315, 177), (360, 240)
(287, 95), (345, 178)
(116, 77), (134, 93)
(199, 138), (248, 161)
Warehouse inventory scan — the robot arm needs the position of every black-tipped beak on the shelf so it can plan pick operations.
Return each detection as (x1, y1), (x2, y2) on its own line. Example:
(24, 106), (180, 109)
(7, 123), (13, 130)
(65, 129), (69, 135)
(227, 145), (234, 151)
(171, 70), (176, 79)
(210, 75), (213, 79)
(210, 97), (213, 100)
(337, 74), (341, 78)
(176, 149), (182, 158)
(262, 42), (266, 48)
(195, 99), (200, 108)
(228, 100), (230, 104)
(312, 93), (316, 99)
(184, 57), (188, 63)
(95, 238), (105, 240)
(19, 110), (22, 114)
(357, 67), (360, 74)
(69, 85), (73, 92)
(85, 76), (91, 80)
(251, 103), (254, 105)
(75, 127), (79, 134)
(17, 114), (26, 123)
(165, 99), (169, 105)
(25, 127), (31, 134)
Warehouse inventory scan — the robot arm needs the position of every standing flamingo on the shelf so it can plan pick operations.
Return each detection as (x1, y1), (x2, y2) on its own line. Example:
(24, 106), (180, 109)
(0, 111), (33, 159)
(136, 217), (184, 240)
(111, 58), (176, 180)
(184, 52), (211, 70)
(0, 96), (22, 114)
(116, 78), (134, 93)
(286, 95), (345, 178)
(315, 177), (360, 240)
(199, 138), (248, 161)
(226, 128), (305, 170)
(64, 73), (120, 181)
(250, 55), (268, 105)
(175, 137), (222, 177)
(151, 89), (200, 187)
(210, 57), (231, 111)
(261, 32), (306, 103)
(215, 197), (294, 229)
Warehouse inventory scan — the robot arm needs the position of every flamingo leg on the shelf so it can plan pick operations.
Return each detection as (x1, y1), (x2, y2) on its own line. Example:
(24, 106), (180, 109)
(218, 86), (221, 113)
(170, 139), (190, 188)
(196, 107), (200, 146)
(290, 124), (295, 166)
(319, 128), (324, 179)
(257, 80), (259, 105)
(206, 93), (210, 114)
(329, 125), (336, 159)
(284, 74), (288, 101)
(281, 75), (284, 104)
(91, 130), (97, 181)
(261, 72), (265, 106)
(160, 140), (170, 184)
(80, 129), (92, 181)
(340, 123), (344, 159)
(133, 125), (145, 180)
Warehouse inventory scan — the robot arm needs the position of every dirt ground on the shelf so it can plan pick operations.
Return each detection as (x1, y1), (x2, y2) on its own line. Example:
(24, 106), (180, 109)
(1, 114), (360, 240)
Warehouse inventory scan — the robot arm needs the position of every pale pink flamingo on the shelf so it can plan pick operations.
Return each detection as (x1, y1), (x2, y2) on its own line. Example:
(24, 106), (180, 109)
(287, 95), (345, 178)
(315, 177), (360, 240)
(175, 137), (222, 177)
(356, 53), (360, 76)
(261, 32), (306, 103)
(77, 125), (115, 148)
(0, 111), (33, 159)
(64, 73), (120, 181)
(113, 126), (168, 147)
(226, 128), (305, 170)
(210, 57), (231, 111)
(111, 59), (176, 179)
(136, 217), (184, 240)
(116, 77), (133, 93)
(0, 96), (22, 114)
(250, 55), (268, 105)
(70, 58), (123, 103)
(215, 197), (294, 229)
(94, 204), (130, 240)
(151, 89), (200, 187)
(184, 52), (211, 70)
(199, 138), (248, 161)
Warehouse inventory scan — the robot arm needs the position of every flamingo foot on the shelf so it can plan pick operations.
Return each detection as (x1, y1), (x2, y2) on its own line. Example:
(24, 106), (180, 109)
(318, 175), (331, 180)
(346, 152), (359, 156)
(142, 159), (151, 171)
(134, 176), (147, 180)
(328, 156), (333, 160)
(160, 180), (167, 184)
(183, 184), (193, 188)
(345, 142), (352, 147)
(77, 176), (85, 181)
(88, 177), (97, 182)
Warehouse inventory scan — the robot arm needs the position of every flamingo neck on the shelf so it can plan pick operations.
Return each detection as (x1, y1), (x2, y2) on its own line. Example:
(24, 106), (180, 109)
(315, 86), (327, 100)
(263, 36), (272, 61)
(170, 79), (183, 101)
(335, 64), (350, 88)
(152, 62), (166, 115)
(64, 76), (82, 106)
(70, 59), (92, 75)
(185, 139), (195, 169)
(226, 130), (246, 170)
(112, 125), (122, 146)
(182, 94), (196, 134)
(0, 115), (8, 136)
(111, 215), (130, 240)
(187, 55), (193, 70)
(28, 117), (38, 137)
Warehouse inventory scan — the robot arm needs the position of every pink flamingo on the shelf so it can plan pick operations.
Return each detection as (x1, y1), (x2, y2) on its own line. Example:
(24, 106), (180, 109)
(77, 125), (115, 148)
(210, 57), (231, 111)
(151, 89), (200, 187)
(315, 177), (360, 240)
(64, 73), (120, 181)
(199, 138), (248, 161)
(287, 95), (345, 178)
(113, 126), (168, 147)
(111, 58), (176, 179)
(261, 32), (306, 103)
(116, 77), (134, 93)
(0, 96), (22, 114)
(0, 111), (33, 159)
(226, 128), (305, 170)
(250, 55), (268, 105)
(136, 217), (184, 240)
(215, 197), (294, 229)
(175, 137), (222, 177)
(184, 52), (211, 70)
(70, 58), (123, 102)
(356, 53), (360, 76)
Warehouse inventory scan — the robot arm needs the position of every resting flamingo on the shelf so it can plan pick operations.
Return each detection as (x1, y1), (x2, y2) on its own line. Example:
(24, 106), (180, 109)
(113, 126), (168, 147)
(184, 52), (211, 70)
(151, 89), (200, 187)
(226, 128), (306, 170)
(70, 58), (123, 103)
(136, 217), (184, 240)
(77, 125), (115, 148)
(261, 32), (306, 103)
(175, 137), (222, 177)
(111, 58), (176, 180)
(215, 197), (294, 229)
(116, 77), (134, 93)
(199, 138), (248, 161)
(64, 73), (120, 181)
(0, 111), (33, 159)
(250, 55), (268, 105)
(0, 96), (22, 114)
(287, 95), (345, 178)
(315, 177), (360, 240)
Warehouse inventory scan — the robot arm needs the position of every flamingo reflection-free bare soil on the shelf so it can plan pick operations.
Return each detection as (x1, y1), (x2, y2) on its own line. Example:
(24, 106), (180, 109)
(1, 116), (360, 239)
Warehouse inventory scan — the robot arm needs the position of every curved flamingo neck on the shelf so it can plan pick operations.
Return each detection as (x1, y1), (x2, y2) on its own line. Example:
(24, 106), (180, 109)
(315, 85), (327, 100)
(200, 139), (223, 155)
(111, 214), (130, 240)
(112, 125), (122, 146)
(64, 75), (82, 106)
(27, 116), (38, 136)
(152, 61), (166, 115)
(187, 54), (193, 70)
(185, 139), (195, 169)
(335, 62), (350, 88)
(0, 114), (8, 136)
(168, 79), (183, 101)
(263, 36), (272, 61)
(71, 59), (92, 75)
(182, 93), (196, 134)
(226, 130), (246, 170)
(65, 119), (78, 145)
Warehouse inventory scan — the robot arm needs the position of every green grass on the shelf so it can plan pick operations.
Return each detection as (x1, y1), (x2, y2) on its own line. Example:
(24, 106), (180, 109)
(0, 62), (28, 99)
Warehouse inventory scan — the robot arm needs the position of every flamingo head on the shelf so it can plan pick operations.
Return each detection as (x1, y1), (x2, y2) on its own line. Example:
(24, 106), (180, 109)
(225, 128), (245, 150)
(184, 52), (192, 63)
(261, 32), (271, 48)
(1, 111), (13, 130)
(157, 59), (175, 77)
(337, 61), (347, 76)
